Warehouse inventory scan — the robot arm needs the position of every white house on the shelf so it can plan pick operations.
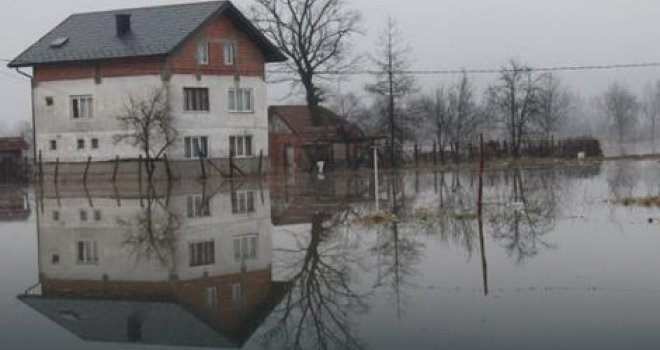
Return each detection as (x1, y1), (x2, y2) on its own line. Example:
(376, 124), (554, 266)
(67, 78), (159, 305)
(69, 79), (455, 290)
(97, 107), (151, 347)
(8, 1), (285, 172)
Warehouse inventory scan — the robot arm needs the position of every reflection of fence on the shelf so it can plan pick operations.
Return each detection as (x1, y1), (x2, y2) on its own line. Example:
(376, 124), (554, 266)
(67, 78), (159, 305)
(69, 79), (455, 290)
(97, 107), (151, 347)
(0, 157), (29, 183)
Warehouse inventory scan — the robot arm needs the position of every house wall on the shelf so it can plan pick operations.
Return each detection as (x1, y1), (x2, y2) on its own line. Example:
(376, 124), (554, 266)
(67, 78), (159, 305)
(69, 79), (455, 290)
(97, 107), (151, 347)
(31, 13), (271, 171)
(38, 188), (272, 282)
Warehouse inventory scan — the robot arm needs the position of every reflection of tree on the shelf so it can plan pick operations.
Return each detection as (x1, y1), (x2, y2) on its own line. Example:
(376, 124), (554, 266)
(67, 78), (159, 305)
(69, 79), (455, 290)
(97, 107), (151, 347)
(264, 211), (367, 350)
(119, 184), (181, 267)
(488, 169), (558, 264)
(607, 161), (639, 200)
(371, 175), (423, 318)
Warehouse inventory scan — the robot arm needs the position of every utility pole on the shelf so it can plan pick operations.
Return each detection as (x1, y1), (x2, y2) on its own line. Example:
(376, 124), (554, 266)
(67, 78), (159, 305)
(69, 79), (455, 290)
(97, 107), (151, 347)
(388, 17), (396, 168)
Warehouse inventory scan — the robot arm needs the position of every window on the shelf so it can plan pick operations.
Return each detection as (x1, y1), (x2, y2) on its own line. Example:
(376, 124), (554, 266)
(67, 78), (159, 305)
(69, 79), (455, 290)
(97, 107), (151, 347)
(233, 235), (258, 262)
(229, 135), (253, 157)
(187, 195), (211, 218)
(77, 241), (99, 265)
(231, 283), (243, 308)
(52, 210), (60, 221)
(70, 95), (93, 119)
(205, 287), (218, 309)
(45, 96), (54, 106)
(183, 88), (209, 112)
(224, 41), (236, 65)
(91, 138), (99, 150)
(50, 140), (57, 151)
(189, 241), (215, 267)
(184, 136), (209, 158)
(197, 41), (209, 65)
(94, 210), (102, 221)
(77, 139), (85, 150)
(80, 210), (87, 222)
(228, 88), (253, 112)
(231, 191), (255, 214)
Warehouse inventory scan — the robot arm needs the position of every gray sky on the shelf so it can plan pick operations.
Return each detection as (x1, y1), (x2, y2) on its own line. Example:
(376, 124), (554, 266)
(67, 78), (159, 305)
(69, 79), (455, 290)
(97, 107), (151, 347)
(2, 0), (660, 132)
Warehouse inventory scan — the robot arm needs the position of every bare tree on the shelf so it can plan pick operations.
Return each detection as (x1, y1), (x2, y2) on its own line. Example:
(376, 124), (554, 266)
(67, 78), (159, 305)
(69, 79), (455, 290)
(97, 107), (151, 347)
(114, 87), (177, 181)
(642, 80), (660, 150)
(251, 0), (361, 109)
(599, 82), (639, 143)
(487, 59), (540, 157)
(410, 87), (449, 163)
(447, 72), (483, 162)
(366, 17), (416, 165)
(536, 73), (573, 139)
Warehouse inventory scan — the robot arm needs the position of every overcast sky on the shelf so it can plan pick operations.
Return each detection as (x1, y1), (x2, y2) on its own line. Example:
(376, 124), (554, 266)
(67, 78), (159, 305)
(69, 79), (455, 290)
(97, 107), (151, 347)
(2, 0), (660, 132)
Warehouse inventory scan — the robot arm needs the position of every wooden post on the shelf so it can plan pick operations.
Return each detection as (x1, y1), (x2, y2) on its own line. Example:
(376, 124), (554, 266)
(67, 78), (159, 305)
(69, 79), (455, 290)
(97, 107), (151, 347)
(23, 156), (29, 182)
(83, 156), (92, 184)
(230, 152), (234, 178)
(138, 155), (143, 207)
(414, 144), (418, 166)
(374, 146), (379, 212)
(54, 158), (59, 184)
(163, 154), (173, 181)
(477, 134), (484, 219)
(38, 150), (43, 184)
(112, 156), (119, 183)
(198, 153), (207, 180)
(258, 150), (264, 176)
(433, 142), (438, 166)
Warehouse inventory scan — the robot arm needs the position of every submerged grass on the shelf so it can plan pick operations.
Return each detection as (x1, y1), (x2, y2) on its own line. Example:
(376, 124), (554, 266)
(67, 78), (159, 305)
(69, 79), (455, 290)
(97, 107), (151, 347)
(617, 196), (660, 208)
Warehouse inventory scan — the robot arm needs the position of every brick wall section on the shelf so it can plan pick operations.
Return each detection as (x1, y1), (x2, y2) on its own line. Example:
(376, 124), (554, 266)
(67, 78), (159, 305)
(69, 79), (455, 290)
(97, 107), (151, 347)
(34, 14), (265, 83)
(42, 268), (275, 336)
(168, 14), (265, 77)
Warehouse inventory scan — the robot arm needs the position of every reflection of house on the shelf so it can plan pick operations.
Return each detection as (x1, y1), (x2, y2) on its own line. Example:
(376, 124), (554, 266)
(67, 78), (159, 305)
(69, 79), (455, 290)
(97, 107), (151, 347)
(0, 188), (29, 221)
(0, 137), (28, 163)
(9, 1), (285, 173)
(270, 174), (373, 226)
(20, 182), (289, 348)
(269, 106), (365, 171)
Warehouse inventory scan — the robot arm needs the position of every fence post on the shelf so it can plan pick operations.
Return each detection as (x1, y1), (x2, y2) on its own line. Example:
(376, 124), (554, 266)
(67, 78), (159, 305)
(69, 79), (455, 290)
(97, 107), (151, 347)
(38, 150), (43, 184)
(138, 155), (143, 207)
(230, 152), (234, 178)
(414, 144), (418, 166)
(198, 153), (207, 180)
(433, 142), (437, 166)
(112, 156), (119, 183)
(83, 156), (92, 184)
(163, 154), (173, 181)
(54, 157), (59, 184)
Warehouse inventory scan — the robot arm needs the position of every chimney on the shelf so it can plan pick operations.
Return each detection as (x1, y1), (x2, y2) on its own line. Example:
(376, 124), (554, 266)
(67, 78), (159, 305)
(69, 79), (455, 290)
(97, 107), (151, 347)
(115, 14), (131, 37)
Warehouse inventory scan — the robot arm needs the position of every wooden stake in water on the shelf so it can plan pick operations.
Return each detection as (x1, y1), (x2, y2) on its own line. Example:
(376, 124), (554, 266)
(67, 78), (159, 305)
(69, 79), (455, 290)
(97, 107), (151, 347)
(374, 146), (380, 212)
(477, 134), (484, 218)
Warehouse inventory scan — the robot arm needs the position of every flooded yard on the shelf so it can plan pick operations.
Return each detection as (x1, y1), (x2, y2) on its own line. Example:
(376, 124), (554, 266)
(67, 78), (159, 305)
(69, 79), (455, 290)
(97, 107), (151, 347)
(1, 159), (660, 349)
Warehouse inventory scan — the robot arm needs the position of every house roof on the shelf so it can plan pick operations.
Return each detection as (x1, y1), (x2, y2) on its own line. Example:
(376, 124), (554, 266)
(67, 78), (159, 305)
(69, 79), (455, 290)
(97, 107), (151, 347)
(0, 137), (28, 151)
(18, 280), (290, 348)
(269, 106), (364, 146)
(8, 1), (286, 68)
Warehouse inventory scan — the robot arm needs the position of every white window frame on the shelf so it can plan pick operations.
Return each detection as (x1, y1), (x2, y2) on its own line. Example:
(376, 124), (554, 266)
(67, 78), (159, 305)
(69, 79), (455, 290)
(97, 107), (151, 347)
(197, 41), (209, 65)
(233, 234), (258, 262)
(231, 190), (256, 214)
(231, 283), (244, 308)
(228, 88), (253, 113)
(229, 135), (253, 158)
(205, 286), (218, 308)
(183, 88), (210, 112)
(76, 241), (99, 265)
(224, 41), (236, 66)
(189, 240), (215, 267)
(187, 195), (211, 218)
(184, 136), (209, 159)
(70, 95), (93, 119)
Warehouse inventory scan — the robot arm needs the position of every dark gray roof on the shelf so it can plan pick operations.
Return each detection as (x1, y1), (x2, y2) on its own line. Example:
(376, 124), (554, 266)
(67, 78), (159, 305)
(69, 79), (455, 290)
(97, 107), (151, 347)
(8, 1), (285, 67)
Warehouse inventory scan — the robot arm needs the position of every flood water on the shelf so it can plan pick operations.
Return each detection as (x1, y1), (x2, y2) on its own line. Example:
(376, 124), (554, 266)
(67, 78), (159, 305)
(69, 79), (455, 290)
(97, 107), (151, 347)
(1, 160), (660, 350)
